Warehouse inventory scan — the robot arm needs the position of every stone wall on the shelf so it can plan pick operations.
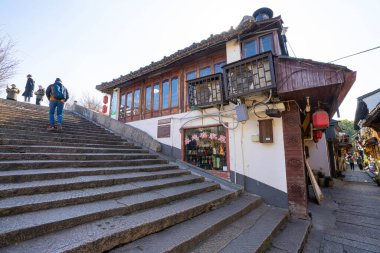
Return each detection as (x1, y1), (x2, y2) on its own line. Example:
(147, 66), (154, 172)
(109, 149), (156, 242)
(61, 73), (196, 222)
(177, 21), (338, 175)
(68, 103), (161, 152)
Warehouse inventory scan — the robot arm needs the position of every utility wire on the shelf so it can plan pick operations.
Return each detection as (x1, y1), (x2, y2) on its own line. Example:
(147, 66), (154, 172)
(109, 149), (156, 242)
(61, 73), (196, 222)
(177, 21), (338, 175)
(328, 45), (380, 63)
(287, 39), (297, 57)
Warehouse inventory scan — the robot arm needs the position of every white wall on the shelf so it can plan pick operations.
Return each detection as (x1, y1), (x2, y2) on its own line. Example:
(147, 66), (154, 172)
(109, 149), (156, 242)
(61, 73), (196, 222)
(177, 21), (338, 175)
(226, 39), (241, 64)
(305, 134), (331, 177)
(127, 102), (288, 193)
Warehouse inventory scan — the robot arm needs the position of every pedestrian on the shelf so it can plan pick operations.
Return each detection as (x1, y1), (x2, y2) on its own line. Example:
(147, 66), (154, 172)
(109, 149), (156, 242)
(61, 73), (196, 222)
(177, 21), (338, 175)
(22, 74), (35, 102)
(34, 85), (45, 105)
(348, 155), (355, 170)
(6, 84), (20, 101)
(46, 78), (69, 131)
(356, 156), (363, 170)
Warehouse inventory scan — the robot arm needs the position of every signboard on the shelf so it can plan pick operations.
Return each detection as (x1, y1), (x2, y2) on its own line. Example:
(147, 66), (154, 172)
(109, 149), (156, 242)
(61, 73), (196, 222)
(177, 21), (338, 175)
(110, 88), (120, 120)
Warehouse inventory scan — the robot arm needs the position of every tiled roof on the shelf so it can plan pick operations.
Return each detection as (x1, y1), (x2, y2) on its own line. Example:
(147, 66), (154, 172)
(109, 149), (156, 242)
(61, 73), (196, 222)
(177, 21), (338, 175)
(96, 16), (283, 93)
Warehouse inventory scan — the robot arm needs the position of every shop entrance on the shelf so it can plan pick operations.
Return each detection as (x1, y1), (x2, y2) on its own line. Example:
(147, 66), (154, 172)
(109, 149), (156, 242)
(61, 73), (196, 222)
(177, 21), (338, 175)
(183, 125), (228, 173)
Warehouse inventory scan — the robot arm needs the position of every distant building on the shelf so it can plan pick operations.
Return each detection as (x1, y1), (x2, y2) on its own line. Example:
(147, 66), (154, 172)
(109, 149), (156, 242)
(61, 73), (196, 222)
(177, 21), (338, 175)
(97, 8), (356, 217)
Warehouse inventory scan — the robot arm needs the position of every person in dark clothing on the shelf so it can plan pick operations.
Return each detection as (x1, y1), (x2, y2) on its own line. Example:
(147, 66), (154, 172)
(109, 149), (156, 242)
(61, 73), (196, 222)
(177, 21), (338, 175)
(22, 74), (35, 102)
(356, 156), (363, 170)
(46, 78), (69, 131)
(348, 156), (355, 170)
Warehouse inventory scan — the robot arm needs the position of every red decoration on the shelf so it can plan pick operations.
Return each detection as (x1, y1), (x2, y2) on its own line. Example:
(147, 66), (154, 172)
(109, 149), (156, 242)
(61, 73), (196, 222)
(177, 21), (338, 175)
(102, 105), (107, 113)
(312, 109), (329, 129)
(313, 130), (323, 143)
(103, 95), (108, 104)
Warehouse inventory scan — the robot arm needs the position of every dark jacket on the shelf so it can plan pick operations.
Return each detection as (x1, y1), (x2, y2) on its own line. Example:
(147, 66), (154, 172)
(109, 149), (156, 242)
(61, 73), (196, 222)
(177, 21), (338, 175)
(34, 88), (45, 100)
(22, 77), (35, 97)
(46, 82), (69, 102)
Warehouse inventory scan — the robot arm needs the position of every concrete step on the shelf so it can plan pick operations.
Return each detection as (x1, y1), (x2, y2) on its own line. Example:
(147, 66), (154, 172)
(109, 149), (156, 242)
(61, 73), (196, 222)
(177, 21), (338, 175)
(0, 182), (221, 248)
(0, 133), (129, 146)
(0, 128), (123, 141)
(0, 169), (188, 197)
(0, 158), (168, 170)
(0, 174), (204, 216)
(0, 163), (179, 183)
(0, 152), (157, 161)
(0, 189), (235, 252)
(110, 194), (262, 253)
(0, 138), (137, 148)
(0, 145), (143, 154)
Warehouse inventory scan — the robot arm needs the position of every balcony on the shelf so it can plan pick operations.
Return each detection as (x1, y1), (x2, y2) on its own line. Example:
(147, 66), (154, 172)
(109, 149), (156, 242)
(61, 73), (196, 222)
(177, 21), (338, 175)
(187, 73), (226, 108)
(223, 52), (275, 99)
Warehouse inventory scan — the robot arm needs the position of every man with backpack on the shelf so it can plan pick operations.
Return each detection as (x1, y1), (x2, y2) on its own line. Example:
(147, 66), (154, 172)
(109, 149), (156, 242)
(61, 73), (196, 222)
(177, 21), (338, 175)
(46, 78), (69, 131)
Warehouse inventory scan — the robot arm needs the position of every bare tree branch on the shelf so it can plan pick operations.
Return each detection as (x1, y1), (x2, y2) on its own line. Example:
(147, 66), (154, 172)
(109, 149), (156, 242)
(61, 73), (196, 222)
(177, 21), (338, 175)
(78, 93), (102, 112)
(0, 36), (19, 89)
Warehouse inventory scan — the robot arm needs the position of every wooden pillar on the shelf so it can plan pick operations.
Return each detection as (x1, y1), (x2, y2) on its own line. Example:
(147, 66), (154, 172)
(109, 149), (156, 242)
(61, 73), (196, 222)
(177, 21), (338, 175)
(282, 101), (308, 217)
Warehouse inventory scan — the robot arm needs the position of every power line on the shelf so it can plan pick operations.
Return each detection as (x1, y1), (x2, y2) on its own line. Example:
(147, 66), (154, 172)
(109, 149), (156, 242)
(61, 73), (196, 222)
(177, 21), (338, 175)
(328, 45), (380, 63)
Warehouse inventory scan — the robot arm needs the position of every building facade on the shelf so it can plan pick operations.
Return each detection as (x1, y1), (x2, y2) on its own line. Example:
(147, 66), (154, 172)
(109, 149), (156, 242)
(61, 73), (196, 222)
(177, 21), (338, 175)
(97, 8), (356, 216)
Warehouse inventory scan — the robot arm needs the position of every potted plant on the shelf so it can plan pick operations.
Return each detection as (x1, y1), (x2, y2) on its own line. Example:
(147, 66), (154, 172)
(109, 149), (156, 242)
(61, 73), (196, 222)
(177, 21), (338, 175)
(317, 171), (325, 187)
(325, 176), (334, 187)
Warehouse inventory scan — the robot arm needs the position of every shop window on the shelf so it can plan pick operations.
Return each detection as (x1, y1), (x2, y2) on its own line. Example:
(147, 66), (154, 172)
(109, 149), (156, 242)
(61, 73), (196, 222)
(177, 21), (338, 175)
(171, 78), (178, 107)
(184, 125), (227, 171)
(133, 89), (140, 115)
(162, 80), (169, 109)
(126, 92), (132, 117)
(214, 61), (226, 74)
(119, 93), (126, 120)
(200, 66), (211, 77)
(153, 83), (160, 111)
(145, 86), (151, 112)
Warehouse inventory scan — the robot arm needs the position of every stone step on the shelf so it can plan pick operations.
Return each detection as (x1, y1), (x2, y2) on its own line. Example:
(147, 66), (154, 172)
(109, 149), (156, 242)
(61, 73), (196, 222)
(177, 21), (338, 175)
(0, 122), (115, 136)
(0, 138), (136, 148)
(0, 145), (143, 154)
(0, 189), (235, 252)
(0, 163), (179, 183)
(0, 174), (204, 216)
(110, 194), (262, 253)
(0, 169), (188, 198)
(0, 158), (168, 170)
(0, 132), (130, 145)
(0, 128), (123, 141)
(0, 152), (157, 161)
(0, 183), (220, 248)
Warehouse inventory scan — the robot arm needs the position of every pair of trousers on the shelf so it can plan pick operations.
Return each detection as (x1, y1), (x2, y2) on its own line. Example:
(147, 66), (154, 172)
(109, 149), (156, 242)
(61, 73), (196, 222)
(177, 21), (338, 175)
(49, 100), (64, 126)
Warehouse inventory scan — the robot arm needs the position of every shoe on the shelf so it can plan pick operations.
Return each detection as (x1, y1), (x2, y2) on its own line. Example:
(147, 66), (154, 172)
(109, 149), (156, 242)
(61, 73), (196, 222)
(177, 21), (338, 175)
(47, 125), (55, 131)
(56, 124), (62, 131)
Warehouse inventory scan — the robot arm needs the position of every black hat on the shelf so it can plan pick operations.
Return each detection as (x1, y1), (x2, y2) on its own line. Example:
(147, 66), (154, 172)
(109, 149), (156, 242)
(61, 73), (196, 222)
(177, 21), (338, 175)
(55, 78), (62, 82)
(27, 74), (32, 77)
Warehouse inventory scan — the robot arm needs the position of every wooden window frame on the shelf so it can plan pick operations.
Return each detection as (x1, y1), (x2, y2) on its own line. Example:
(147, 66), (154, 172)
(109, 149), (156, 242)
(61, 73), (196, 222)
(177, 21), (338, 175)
(242, 33), (274, 59)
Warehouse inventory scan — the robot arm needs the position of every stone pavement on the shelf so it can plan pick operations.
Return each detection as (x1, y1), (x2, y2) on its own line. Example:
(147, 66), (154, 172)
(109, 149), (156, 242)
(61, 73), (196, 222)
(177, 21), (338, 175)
(303, 166), (380, 253)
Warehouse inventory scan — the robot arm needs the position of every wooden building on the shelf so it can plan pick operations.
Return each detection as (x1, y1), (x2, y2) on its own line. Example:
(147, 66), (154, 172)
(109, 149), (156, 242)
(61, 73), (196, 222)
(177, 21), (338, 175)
(97, 8), (356, 217)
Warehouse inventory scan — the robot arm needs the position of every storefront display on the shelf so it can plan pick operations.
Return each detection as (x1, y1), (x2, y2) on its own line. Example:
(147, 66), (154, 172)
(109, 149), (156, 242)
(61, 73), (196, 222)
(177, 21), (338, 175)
(184, 125), (227, 171)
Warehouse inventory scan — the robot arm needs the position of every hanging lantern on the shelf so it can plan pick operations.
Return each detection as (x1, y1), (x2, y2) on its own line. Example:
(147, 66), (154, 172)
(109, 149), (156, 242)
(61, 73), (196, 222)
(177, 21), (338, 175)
(102, 105), (108, 114)
(103, 95), (108, 104)
(312, 109), (329, 129)
(313, 130), (323, 143)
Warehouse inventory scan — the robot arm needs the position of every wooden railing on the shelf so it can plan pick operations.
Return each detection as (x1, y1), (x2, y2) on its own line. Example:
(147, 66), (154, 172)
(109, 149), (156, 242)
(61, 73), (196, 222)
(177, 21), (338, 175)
(223, 52), (275, 99)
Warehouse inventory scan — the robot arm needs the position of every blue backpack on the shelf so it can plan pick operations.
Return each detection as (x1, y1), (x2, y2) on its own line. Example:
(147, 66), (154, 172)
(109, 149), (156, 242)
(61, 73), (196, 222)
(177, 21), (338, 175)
(52, 82), (66, 100)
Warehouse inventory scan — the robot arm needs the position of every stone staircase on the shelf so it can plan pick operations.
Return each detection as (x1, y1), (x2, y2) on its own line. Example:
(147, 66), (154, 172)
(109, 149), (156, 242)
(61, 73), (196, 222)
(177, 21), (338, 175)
(0, 99), (289, 253)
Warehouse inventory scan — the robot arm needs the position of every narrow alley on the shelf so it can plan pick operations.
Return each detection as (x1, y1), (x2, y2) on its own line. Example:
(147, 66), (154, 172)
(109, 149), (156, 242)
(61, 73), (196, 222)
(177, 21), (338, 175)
(304, 165), (380, 252)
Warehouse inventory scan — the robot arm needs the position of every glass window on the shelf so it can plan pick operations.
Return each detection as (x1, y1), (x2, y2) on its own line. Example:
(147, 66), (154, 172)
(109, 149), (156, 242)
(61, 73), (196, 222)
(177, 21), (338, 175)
(186, 71), (197, 81)
(214, 62), (226, 74)
(200, 66), (211, 77)
(171, 78), (178, 107)
(243, 39), (258, 58)
(126, 92), (132, 117)
(153, 83), (160, 111)
(145, 86), (151, 111)
(133, 89), (140, 115)
(119, 94), (126, 119)
(260, 34), (273, 53)
(162, 80), (169, 109)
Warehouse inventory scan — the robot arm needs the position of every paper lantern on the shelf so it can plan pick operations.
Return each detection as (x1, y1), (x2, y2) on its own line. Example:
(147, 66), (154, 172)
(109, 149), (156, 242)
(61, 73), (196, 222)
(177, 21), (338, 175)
(103, 95), (108, 104)
(312, 109), (329, 129)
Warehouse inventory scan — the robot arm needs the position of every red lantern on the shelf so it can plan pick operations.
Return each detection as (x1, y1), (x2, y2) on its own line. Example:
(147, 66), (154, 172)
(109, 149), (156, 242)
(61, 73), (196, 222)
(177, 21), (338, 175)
(312, 109), (329, 129)
(103, 95), (108, 104)
(102, 105), (107, 113)
(313, 130), (323, 143)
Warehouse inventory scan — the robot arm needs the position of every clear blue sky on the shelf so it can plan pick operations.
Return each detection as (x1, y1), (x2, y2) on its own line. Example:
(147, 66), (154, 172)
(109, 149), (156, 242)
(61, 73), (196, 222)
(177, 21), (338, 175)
(1, 0), (379, 120)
